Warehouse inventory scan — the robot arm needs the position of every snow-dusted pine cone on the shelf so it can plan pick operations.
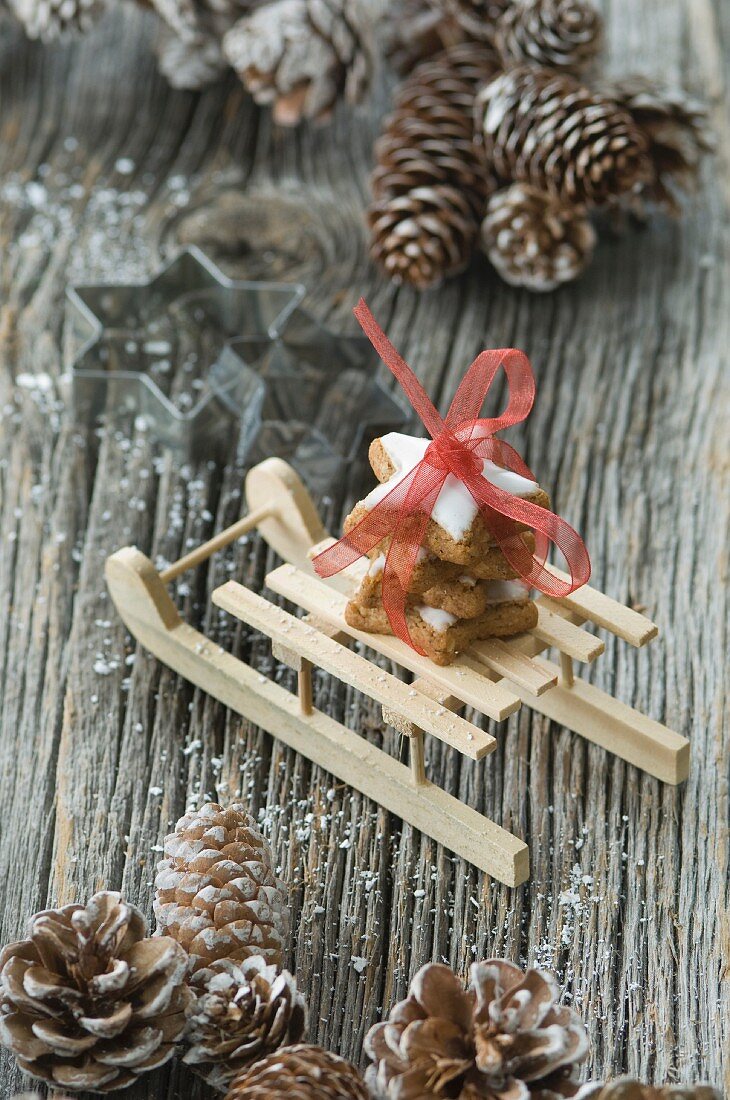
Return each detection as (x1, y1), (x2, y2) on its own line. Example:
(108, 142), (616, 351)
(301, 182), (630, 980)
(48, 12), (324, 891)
(226, 1044), (369, 1099)
(575, 1082), (722, 1100)
(223, 0), (376, 126)
(495, 0), (602, 74)
(476, 65), (651, 206)
(7, 0), (106, 39)
(482, 183), (596, 290)
(369, 42), (499, 288)
(154, 802), (289, 974)
(156, 25), (230, 88)
(0, 891), (191, 1093)
(146, 0), (253, 88)
(598, 76), (714, 215)
(366, 959), (589, 1099)
(184, 956), (307, 1091)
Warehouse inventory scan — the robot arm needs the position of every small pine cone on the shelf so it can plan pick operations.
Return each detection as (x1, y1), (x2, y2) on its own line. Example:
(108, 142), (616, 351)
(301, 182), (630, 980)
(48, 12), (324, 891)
(184, 955), (307, 1090)
(385, 0), (508, 73)
(481, 183), (596, 291)
(0, 891), (191, 1093)
(365, 959), (589, 1099)
(148, 0), (250, 41)
(154, 802), (289, 974)
(223, 0), (375, 126)
(575, 1082), (722, 1100)
(147, 0), (252, 89)
(429, 0), (511, 42)
(495, 0), (603, 74)
(156, 26), (229, 89)
(368, 43), (499, 288)
(598, 76), (714, 215)
(476, 65), (651, 206)
(225, 1043), (369, 1100)
(8, 0), (106, 40)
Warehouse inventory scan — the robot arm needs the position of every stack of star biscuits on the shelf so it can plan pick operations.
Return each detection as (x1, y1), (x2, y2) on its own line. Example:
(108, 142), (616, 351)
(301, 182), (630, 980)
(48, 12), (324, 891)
(344, 433), (547, 665)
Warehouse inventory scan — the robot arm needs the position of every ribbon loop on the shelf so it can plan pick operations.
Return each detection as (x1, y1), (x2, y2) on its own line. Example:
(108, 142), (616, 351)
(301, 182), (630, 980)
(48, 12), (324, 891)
(313, 299), (591, 655)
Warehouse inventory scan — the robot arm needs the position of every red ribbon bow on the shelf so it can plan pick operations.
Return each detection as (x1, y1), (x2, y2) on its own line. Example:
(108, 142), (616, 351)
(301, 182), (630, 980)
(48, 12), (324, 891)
(313, 299), (591, 654)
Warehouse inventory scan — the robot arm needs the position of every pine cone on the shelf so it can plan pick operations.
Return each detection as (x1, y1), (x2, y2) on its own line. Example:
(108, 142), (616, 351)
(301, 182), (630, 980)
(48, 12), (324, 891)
(184, 955), (307, 1090)
(0, 891), (191, 1093)
(368, 43), (499, 288)
(148, 0), (249, 41)
(385, 0), (508, 73)
(156, 25), (230, 89)
(147, 0), (252, 88)
(429, 0), (511, 42)
(495, 0), (602, 74)
(225, 1043), (370, 1099)
(365, 959), (589, 1099)
(476, 65), (651, 206)
(7, 0), (106, 40)
(154, 802), (289, 974)
(223, 0), (375, 126)
(481, 183), (595, 290)
(575, 1082), (722, 1100)
(598, 76), (714, 215)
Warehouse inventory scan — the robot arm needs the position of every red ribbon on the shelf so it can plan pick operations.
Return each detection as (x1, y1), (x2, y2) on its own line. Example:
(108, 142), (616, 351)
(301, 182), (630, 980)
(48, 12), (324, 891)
(313, 299), (591, 654)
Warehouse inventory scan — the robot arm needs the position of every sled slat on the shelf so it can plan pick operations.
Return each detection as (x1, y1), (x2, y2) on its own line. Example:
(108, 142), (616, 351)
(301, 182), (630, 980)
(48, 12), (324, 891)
(265, 564), (522, 723)
(213, 580), (496, 760)
(468, 639), (557, 695)
(532, 605), (604, 663)
(542, 568), (659, 646)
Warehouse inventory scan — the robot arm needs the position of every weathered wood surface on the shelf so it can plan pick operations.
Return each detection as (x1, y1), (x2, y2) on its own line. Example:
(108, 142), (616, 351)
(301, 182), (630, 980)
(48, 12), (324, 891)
(0, 2), (728, 1096)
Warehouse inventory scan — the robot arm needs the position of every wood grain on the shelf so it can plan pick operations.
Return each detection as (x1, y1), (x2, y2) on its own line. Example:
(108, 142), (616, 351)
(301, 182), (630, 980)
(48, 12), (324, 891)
(0, 2), (728, 1096)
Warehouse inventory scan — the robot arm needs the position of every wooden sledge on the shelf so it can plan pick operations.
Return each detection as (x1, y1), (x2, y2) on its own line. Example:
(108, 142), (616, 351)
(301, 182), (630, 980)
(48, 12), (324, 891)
(105, 458), (689, 887)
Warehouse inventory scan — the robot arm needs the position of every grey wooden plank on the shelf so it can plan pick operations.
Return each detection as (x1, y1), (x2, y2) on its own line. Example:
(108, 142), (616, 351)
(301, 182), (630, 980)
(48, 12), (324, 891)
(0, 1), (727, 1097)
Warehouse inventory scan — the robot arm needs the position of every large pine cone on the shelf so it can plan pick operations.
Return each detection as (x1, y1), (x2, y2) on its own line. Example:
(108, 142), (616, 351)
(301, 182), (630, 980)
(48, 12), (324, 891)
(0, 891), (191, 1093)
(597, 76), (714, 215)
(575, 1082), (722, 1100)
(225, 1043), (369, 1099)
(476, 66), (651, 206)
(223, 0), (374, 126)
(154, 802), (289, 974)
(365, 959), (589, 1099)
(7, 0), (106, 40)
(368, 42), (499, 288)
(495, 0), (602, 74)
(481, 182), (596, 290)
(184, 955), (307, 1090)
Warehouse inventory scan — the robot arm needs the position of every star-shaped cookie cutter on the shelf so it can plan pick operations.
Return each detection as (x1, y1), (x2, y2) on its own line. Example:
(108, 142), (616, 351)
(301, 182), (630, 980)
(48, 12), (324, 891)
(65, 248), (410, 488)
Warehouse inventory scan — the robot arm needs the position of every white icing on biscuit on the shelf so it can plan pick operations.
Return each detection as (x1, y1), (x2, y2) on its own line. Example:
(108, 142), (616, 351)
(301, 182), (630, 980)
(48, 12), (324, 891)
(368, 553), (386, 577)
(417, 605), (458, 633)
(364, 432), (538, 541)
(484, 580), (530, 604)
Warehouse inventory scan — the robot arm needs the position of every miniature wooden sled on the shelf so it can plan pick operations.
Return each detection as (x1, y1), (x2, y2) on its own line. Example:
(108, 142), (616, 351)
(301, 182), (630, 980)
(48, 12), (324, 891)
(105, 459), (689, 888)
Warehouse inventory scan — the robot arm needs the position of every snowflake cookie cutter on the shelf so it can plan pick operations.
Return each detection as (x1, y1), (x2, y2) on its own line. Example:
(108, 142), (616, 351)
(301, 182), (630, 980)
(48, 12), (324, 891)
(65, 248), (410, 489)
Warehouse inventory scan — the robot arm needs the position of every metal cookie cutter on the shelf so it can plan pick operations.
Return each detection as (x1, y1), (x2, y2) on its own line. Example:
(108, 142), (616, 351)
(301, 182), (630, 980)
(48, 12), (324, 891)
(65, 247), (304, 453)
(65, 248), (410, 490)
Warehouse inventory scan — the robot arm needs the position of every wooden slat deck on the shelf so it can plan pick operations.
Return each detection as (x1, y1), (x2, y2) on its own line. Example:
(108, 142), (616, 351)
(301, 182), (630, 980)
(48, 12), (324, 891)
(265, 563), (525, 722)
(212, 579), (498, 759)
